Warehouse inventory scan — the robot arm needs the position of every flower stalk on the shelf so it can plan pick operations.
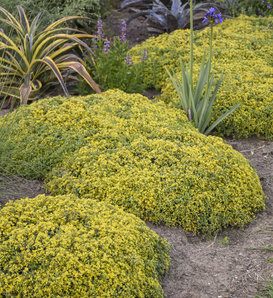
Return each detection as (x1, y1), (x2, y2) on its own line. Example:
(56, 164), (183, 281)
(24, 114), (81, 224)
(189, 0), (194, 85)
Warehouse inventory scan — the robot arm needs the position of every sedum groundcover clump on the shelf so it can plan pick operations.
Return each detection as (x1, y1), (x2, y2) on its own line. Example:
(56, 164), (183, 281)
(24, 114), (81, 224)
(0, 195), (170, 297)
(131, 15), (273, 139)
(0, 90), (266, 235)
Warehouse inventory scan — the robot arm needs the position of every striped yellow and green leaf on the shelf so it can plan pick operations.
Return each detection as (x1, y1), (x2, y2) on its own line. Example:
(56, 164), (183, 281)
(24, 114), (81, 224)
(0, 6), (101, 105)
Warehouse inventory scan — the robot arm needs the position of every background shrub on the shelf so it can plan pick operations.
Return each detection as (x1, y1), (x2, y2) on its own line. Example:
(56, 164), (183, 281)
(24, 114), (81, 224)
(0, 90), (266, 235)
(223, 0), (273, 17)
(0, 194), (170, 297)
(130, 16), (273, 139)
(0, 0), (104, 31)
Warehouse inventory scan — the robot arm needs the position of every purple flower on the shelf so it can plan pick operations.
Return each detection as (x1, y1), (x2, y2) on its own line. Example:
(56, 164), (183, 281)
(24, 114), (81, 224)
(104, 38), (110, 54)
(91, 38), (98, 50)
(120, 20), (127, 43)
(262, 0), (271, 9)
(125, 53), (133, 66)
(142, 49), (148, 61)
(215, 13), (224, 24)
(206, 7), (216, 17)
(202, 8), (224, 24)
(96, 19), (104, 39)
(258, 10), (265, 17)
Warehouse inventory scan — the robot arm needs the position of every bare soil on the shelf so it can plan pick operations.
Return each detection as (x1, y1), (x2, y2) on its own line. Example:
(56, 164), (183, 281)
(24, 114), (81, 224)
(103, 8), (156, 47)
(1, 9), (272, 297)
(0, 175), (45, 207)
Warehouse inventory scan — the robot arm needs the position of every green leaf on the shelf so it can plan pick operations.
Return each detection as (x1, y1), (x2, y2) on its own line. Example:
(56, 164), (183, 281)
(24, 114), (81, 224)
(204, 103), (241, 135)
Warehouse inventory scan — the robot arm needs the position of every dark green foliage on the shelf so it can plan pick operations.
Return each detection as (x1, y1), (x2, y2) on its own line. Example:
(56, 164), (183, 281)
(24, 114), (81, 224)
(223, 0), (273, 17)
(0, 0), (103, 31)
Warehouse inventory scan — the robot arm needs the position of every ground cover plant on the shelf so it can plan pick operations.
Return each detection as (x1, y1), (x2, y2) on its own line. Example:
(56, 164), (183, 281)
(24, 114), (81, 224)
(130, 15), (273, 139)
(0, 5), (272, 296)
(0, 194), (170, 296)
(0, 90), (266, 236)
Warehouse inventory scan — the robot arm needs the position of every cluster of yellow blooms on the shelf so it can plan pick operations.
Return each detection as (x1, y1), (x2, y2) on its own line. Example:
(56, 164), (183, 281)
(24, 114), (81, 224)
(0, 195), (170, 296)
(131, 16), (273, 139)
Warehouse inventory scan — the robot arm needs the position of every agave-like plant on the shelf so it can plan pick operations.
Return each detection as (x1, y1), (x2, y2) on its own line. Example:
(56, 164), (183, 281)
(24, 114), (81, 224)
(165, 4), (240, 135)
(121, 0), (225, 33)
(0, 6), (101, 105)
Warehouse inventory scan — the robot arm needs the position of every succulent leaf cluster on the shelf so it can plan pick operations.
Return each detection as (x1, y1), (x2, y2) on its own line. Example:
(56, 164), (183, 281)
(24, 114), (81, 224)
(121, 0), (224, 33)
(0, 6), (101, 106)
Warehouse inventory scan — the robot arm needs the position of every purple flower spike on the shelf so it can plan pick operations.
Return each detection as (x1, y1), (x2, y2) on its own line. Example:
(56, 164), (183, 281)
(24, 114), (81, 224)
(97, 19), (104, 39)
(206, 8), (216, 18)
(267, 2), (271, 9)
(142, 49), (148, 61)
(125, 53), (133, 66)
(104, 38), (110, 54)
(121, 20), (127, 43)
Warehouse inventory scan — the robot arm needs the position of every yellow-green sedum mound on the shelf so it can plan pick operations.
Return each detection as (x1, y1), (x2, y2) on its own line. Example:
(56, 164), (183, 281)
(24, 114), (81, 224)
(0, 195), (170, 297)
(131, 16), (273, 139)
(0, 90), (266, 235)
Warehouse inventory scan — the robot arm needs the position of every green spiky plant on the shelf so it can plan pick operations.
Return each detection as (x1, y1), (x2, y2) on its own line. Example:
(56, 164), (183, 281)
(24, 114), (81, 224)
(0, 6), (101, 106)
(165, 1), (240, 135)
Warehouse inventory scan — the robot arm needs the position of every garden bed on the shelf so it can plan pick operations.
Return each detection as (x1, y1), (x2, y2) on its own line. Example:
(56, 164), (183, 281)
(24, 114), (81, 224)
(0, 3), (272, 297)
(1, 128), (272, 297)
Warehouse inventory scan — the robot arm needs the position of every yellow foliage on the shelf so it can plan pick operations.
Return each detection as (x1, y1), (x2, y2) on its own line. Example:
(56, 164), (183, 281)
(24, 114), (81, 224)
(0, 195), (170, 297)
(130, 16), (273, 139)
(0, 90), (266, 235)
